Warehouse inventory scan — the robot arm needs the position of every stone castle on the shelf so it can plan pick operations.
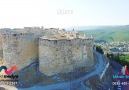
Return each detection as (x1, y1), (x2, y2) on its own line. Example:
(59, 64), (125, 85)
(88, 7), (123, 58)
(0, 27), (94, 76)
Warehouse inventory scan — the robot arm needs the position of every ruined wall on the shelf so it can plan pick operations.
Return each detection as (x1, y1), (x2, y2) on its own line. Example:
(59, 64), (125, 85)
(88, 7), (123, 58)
(2, 33), (39, 70)
(39, 38), (94, 76)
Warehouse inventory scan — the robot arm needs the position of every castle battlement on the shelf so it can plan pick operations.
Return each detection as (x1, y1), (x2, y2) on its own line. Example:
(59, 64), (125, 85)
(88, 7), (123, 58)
(0, 27), (94, 76)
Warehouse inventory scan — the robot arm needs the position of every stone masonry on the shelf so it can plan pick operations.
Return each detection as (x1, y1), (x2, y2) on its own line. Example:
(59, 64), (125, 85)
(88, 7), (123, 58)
(0, 27), (94, 76)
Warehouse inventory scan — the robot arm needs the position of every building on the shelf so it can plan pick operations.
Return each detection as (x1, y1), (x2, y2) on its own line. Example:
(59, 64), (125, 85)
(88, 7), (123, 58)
(0, 27), (94, 76)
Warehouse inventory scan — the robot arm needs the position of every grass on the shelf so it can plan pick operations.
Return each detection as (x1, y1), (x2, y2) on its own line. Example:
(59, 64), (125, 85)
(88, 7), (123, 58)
(81, 26), (129, 42)
(120, 55), (129, 62)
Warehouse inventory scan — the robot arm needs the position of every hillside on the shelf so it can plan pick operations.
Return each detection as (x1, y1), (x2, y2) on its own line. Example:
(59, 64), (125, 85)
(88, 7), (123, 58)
(80, 25), (129, 42)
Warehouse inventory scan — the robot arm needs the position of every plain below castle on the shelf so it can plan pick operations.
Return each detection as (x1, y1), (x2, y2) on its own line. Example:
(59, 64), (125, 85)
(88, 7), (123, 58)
(0, 27), (94, 76)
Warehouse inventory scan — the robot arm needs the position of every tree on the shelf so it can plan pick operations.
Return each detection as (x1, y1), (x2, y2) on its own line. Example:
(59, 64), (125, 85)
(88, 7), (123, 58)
(111, 53), (114, 60)
(96, 45), (104, 54)
(107, 53), (110, 58)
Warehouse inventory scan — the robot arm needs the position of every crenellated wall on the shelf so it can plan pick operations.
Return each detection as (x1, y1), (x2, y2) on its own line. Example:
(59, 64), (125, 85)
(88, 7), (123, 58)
(2, 33), (39, 70)
(39, 38), (94, 76)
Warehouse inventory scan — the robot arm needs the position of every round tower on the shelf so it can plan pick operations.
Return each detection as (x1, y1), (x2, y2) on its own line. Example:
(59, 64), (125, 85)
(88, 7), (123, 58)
(2, 33), (38, 70)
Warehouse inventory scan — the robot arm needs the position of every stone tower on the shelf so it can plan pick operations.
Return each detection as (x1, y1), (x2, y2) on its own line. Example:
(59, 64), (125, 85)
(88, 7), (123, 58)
(39, 36), (94, 76)
(2, 33), (38, 70)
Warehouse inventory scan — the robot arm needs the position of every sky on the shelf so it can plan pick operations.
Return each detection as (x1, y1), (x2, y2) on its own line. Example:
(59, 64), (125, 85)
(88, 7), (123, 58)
(0, 0), (129, 28)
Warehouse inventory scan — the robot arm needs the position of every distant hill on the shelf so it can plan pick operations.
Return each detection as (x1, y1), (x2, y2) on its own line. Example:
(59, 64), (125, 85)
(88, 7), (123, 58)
(65, 26), (102, 30)
(80, 25), (129, 42)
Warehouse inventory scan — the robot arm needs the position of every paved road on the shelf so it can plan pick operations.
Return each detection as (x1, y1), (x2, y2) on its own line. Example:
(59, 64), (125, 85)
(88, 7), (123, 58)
(0, 51), (105, 90)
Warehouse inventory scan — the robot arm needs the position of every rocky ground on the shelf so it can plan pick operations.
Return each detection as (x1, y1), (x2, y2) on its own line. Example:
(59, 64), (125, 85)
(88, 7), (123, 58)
(14, 58), (96, 88)
(83, 65), (114, 90)
(0, 51), (116, 90)
(0, 52), (97, 89)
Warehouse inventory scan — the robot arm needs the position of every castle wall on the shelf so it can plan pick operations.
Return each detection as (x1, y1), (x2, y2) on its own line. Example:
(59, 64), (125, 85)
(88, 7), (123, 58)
(2, 33), (39, 70)
(0, 33), (2, 51)
(14, 27), (45, 38)
(1, 27), (94, 76)
(39, 38), (94, 76)
(0, 29), (11, 57)
(0, 33), (3, 58)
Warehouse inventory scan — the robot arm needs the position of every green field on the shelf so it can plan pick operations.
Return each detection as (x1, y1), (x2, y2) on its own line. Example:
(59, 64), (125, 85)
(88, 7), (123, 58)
(81, 25), (129, 42)
(120, 55), (129, 62)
